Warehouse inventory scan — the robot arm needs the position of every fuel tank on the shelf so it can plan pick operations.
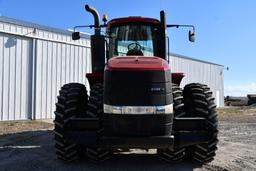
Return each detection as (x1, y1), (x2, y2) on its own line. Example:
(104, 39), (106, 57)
(104, 56), (173, 106)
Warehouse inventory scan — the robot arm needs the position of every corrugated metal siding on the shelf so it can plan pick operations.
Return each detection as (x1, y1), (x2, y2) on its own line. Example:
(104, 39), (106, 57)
(170, 55), (224, 107)
(0, 17), (91, 121)
(34, 39), (91, 119)
(0, 32), (32, 120)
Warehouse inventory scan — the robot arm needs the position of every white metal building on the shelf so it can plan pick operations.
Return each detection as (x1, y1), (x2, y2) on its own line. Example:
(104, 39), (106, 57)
(0, 16), (224, 121)
(170, 53), (224, 108)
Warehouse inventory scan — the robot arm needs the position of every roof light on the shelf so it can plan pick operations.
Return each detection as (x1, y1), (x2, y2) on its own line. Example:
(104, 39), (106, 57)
(103, 14), (108, 23)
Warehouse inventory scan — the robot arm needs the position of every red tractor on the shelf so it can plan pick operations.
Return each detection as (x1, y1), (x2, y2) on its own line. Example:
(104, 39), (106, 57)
(54, 4), (218, 164)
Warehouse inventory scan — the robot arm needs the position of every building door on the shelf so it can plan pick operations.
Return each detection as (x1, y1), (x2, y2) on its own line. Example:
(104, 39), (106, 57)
(0, 32), (33, 121)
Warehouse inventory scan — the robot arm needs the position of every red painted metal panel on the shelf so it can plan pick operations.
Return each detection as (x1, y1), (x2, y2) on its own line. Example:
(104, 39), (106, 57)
(105, 56), (170, 71)
(108, 17), (160, 27)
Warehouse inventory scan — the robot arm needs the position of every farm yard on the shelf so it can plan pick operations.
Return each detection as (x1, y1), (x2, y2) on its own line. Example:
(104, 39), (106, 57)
(0, 107), (256, 171)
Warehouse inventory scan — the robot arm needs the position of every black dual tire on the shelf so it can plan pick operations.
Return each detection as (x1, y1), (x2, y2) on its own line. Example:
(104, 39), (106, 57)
(183, 83), (218, 164)
(86, 83), (111, 162)
(158, 84), (186, 162)
(158, 83), (218, 164)
(54, 83), (88, 162)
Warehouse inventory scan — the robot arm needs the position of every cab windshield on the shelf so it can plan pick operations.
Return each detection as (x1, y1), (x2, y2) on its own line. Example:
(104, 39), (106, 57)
(108, 24), (158, 58)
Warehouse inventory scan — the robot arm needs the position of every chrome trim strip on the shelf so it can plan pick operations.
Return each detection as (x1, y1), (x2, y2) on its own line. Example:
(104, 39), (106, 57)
(104, 104), (173, 114)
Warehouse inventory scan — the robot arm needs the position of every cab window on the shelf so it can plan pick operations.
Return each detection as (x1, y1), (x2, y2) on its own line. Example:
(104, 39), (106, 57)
(109, 24), (159, 58)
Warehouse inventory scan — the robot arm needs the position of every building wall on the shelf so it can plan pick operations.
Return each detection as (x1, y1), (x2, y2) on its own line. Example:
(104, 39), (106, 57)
(0, 16), (224, 121)
(0, 16), (91, 121)
(170, 54), (224, 107)
(34, 39), (91, 120)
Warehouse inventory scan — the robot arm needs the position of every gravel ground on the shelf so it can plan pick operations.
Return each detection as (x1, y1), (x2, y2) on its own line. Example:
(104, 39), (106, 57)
(0, 107), (256, 171)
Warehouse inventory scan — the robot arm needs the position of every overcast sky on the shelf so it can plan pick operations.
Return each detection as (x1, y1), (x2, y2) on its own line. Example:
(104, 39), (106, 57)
(0, 0), (256, 96)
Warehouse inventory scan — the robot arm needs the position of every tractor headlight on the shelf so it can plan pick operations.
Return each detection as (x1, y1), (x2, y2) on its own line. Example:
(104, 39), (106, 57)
(104, 105), (122, 114)
(155, 104), (173, 114)
(104, 104), (173, 114)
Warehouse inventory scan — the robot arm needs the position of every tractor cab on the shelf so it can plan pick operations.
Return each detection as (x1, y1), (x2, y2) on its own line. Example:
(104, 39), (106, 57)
(107, 17), (162, 58)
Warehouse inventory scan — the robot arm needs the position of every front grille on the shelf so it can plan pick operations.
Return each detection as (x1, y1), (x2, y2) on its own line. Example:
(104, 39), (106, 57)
(104, 70), (172, 106)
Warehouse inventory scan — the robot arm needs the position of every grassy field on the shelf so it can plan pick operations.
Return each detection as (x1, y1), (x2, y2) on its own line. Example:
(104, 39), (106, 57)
(0, 120), (53, 136)
(217, 106), (256, 122)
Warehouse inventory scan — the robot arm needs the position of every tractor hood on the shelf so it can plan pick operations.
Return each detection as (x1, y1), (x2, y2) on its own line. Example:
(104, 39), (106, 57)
(105, 56), (170, 71)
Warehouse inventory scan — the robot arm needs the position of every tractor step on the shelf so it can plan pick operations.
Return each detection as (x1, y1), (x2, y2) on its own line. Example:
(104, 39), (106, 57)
(66, 116), (100, 131)
(173, 117), (207, 131)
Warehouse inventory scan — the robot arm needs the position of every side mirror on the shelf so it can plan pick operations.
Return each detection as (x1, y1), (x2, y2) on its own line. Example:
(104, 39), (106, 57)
(72, 32), (80, 40)
(189, 30), (195, 42)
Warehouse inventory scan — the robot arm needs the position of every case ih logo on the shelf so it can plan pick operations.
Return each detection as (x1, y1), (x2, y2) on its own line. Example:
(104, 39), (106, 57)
(150, 87), (164, 92)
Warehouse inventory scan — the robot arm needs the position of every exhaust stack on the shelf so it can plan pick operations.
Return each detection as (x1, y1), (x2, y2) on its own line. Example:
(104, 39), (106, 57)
(85, 4), (101, 35)
(85, 4), (105, 73)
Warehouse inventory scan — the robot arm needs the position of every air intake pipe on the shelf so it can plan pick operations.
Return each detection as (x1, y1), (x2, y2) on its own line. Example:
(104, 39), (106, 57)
(85, 4), (101, 35)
